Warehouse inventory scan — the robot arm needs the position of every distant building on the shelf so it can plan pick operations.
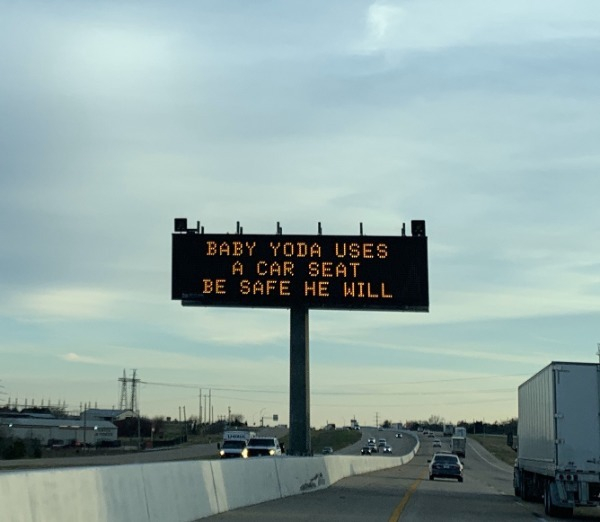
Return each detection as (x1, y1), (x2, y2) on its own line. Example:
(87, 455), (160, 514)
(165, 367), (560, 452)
(0, 412), (118, 446)
(82, 408), (136, 423)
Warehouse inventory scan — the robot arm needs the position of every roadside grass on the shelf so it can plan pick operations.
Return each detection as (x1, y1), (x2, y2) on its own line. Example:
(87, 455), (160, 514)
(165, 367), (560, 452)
(470, 434), (517, 466)
(186, 427), (361, 458)
(141, 425), (517, 464)
(279, 429), (361, 455)
(309, 429), (362, 454)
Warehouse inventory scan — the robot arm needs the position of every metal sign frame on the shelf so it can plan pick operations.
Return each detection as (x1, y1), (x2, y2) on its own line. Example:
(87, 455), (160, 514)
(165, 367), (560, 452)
(171, 219), (429, 455)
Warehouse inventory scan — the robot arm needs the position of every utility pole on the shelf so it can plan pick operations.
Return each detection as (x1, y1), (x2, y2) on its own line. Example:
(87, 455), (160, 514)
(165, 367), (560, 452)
(204, 394), (207, 427)
(137, 410), (141, 450)
(198, 388), (202, 427)
(179, 406), (182, 441)
(183, 406), (187, 440)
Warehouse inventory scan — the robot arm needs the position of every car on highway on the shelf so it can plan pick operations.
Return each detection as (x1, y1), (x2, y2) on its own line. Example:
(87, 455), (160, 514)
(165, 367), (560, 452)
(428, 452), (463, 482)
(432, 438), (442, 448)
(395, 433), (403, 438)
(383, 445), (392, 454)
(361, 445), (372, 455)
(246, 437), (283, 457)
(378, 438), (387, 447)
(322, 446), (333, 455)
(367, 437), (376, 445)
(219, 440), (249, 459)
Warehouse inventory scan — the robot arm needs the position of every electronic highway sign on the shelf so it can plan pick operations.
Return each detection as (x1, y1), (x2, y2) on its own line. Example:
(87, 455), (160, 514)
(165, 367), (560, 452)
(172, 220), (429, 312)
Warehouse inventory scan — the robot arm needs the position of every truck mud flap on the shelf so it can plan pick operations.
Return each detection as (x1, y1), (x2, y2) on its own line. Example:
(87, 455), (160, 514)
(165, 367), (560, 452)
(544, 481), (573, 518)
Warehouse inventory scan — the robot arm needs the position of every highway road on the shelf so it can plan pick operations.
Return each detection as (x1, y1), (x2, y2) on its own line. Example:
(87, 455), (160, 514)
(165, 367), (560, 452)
(200, 430), (600, 521)
(4, 427), (600, 520)
(0, 427), (287, 470)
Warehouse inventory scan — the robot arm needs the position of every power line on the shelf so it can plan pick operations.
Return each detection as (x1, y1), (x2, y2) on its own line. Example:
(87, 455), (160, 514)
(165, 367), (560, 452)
(138, 379), (515, 398)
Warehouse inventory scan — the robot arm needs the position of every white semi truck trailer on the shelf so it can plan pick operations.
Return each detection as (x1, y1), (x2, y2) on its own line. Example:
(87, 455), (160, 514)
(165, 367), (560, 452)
(513, 362), (600, 517)
(443, 423), (454, 437)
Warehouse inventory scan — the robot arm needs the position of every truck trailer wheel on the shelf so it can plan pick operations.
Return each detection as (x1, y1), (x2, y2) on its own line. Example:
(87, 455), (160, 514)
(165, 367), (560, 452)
(544, 482), (573, 518)
(520, 471), (532, 502)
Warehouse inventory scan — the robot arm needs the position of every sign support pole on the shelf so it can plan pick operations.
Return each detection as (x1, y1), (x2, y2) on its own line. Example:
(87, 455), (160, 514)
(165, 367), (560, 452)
(288, 305), (311, 456)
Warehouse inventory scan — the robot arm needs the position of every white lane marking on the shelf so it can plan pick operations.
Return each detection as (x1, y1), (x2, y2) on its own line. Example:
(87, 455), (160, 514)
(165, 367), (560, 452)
(467, 440), (513, 473)
(515, 501), (549, 520)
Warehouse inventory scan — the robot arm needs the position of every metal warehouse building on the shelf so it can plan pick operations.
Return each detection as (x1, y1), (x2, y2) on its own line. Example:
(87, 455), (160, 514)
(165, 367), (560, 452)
(0, 416), (118, 446)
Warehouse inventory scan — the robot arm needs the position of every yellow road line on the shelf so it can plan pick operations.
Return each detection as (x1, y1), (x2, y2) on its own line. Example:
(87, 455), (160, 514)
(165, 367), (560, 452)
(388, 467), (429, 522)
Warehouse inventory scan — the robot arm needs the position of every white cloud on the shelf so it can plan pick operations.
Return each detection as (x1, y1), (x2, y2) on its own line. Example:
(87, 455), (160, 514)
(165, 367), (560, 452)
(2, 0), (600, 425)
(6, 287), (121, 322)
(62, 352), (104, 365)
(358, 0), (600, 56)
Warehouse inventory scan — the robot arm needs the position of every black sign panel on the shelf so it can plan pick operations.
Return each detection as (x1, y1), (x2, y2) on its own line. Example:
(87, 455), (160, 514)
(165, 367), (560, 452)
(172, 225), (429, 312)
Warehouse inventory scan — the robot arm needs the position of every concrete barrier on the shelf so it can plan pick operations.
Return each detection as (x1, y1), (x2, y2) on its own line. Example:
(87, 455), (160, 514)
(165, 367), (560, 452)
(276, 455), (329, 496)
(0, 435), (420, 522)
(141, 461), (217, 522)
(211, 457), (281, 513)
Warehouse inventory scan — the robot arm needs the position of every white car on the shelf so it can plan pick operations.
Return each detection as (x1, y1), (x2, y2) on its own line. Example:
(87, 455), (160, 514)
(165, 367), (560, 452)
(433, 438), (442, 448)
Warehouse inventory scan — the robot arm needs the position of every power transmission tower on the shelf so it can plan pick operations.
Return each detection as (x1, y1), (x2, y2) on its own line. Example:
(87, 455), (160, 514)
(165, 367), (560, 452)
(118, 369), (129, 410)
(0, 380), (6, 406)
(118, 369), (140, 412)
(130, 369), (139, 413)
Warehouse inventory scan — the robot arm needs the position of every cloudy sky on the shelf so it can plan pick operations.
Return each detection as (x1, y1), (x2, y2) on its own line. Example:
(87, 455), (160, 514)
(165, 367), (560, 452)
(1, 0), (599, 429)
